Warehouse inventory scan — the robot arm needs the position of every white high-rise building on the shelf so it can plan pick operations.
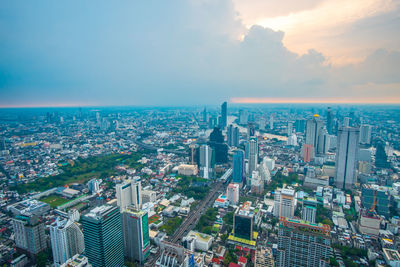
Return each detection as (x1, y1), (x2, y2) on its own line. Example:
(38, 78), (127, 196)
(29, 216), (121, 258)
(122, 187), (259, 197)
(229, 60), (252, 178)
(239, 110), (248, 125)
(317, 128), (330, 155)
(248, 137), (258, 177)
(88, 178), (100, 194)
(269, 115), (274, 130)
(360, 124), (372, 145)
(305, 115), (324, 148)
(116, 179), (142, 211)
(287, 122), (293, 136)
(50, 217), (85, 267)
(226, 183), (240, 206)
(199, 144), (215, 179)
(273, 188), (295, 218)
(335, 127), (360, 190)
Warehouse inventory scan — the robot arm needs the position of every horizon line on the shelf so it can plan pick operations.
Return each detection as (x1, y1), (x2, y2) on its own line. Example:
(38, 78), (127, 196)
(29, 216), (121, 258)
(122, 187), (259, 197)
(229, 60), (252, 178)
(230, 97), (400, 104)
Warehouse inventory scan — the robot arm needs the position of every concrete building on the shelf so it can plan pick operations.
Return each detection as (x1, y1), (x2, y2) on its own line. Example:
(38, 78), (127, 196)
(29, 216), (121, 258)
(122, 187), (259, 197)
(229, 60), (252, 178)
(274, 188), (295, 218)
(199, 144), (215, 179)
(116, 179), (142, 211)
(232, 150), (245, 185)
(335, 126), (360, 190)
(233, 202), (254, 241)
(60, 254), (91, 267)
(359, 124), (372, 145)
(81, 205), (124, 267)
(122, 207), (150, 264)
(185, 231), (213, 251)
(255, 247), (274, 267)
(226, 183), (240, 206)
(142, 190), (157, 204)
(276, 218), (332, 267)
(177, 164), (198, 176)
(12, 215), (47, 256)
(302, 198), (317, 223)
(49, 217), (85, 267)
(156, 241), (191, 267)
(248, 137), (258, 177)
(383, 248), (400, 267)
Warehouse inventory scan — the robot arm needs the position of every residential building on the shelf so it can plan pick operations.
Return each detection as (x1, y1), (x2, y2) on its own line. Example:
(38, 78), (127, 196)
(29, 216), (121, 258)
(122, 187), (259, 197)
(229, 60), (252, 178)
(116, 179), (142, 211)
(12, 215), (47, 256)
(302, 198), (317, 223)
(274, 188), (295, 218)
(199, 144), (215, 179)
(227, 183), (240, 206)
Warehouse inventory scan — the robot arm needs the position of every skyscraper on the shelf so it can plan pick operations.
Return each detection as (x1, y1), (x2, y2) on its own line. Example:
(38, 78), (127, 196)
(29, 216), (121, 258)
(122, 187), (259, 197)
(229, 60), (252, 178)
(227, 124), (239, 147)
(202, 107), (207, 123)
(226, 183), (240, 205)
(239, 110), (248, 125)
(81, 205), (124, 267)
(233, 202), (254, 241)
(248, 137), (258, 177)
(295, 119), (306, 133)
(12, 215), (47, 256)
(247, 122), (256, 139)
(199, 144), (215, 179)
(326, 107), (333, 134)
(220, 101), (227, 129)
(208, 127), (228, 163)
(302, 198), (317, 223)
(359, 124), (372, 145)
(276, 218), (332, 267)
(287, 122), (293, 136)
(317, 128), (330, 155)
(232, 150), (245, 185)
(375, 140), (389, 168)
(49, 217), (85, 267)
(122, 207), (150, 264)
(305, 115), (324, 148)
(273, 188), (295, 218)
(269, 115), (274, 130)
(335, 127), (360, 190)
(116, 179), (142, 211)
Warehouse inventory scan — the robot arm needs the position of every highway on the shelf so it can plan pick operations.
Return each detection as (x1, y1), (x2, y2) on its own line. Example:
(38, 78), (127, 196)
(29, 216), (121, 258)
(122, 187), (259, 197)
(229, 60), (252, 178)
(133, 139), (188, 156)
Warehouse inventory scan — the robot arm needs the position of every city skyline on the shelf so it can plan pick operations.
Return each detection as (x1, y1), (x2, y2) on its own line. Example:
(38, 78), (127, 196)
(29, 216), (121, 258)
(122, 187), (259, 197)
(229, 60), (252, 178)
(1, 0), (400, 107)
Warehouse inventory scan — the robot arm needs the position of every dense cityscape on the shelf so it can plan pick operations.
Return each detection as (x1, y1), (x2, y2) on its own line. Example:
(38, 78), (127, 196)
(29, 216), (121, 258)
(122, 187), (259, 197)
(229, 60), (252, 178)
(0, 103), (400, 266)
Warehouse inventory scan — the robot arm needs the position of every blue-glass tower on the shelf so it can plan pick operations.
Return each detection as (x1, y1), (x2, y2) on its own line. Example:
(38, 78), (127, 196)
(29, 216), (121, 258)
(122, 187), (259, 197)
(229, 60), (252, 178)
(232, 150), (245, 185)
(81, 205), (124, 267)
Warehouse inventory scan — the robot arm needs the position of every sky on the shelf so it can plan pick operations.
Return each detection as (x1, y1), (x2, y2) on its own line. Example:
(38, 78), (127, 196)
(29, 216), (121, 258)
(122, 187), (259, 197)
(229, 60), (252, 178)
(0, 0), (400, 107)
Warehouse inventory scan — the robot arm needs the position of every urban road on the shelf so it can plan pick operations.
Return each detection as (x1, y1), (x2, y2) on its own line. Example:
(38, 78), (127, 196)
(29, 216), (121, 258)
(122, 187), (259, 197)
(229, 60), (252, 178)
(145, 178), (228, 266)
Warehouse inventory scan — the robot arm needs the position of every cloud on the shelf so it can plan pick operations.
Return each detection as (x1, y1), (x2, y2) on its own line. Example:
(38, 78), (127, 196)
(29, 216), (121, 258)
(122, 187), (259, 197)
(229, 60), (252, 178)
(0, 0), (399, 106)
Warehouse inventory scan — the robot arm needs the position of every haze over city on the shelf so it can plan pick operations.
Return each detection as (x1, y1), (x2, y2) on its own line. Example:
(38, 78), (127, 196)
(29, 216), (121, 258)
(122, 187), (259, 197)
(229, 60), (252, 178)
(1, 0), (400, 106)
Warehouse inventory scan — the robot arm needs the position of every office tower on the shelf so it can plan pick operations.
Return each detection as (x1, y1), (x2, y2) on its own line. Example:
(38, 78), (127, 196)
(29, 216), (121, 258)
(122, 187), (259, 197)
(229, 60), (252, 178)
(232, 150), (245, 185)
(361, 184), (390, 217)
(335, 127), (360, 190)
(305, 115), (324, 148)
(49, 217), (85, 267)
(375, 140), (389, 168)
(287, 122), (293, 136)
(258, 118), (266, 130)
(116, 179), (142, 211)
(81, 205), (124, 267)
(326, 107), (334, 134)
(12, 215), (47, 256)
(233, 202), (254, 241)
(258, 158), (271, 183)
(295, 119), (306, 133)
(269, 115), (274, 130)
(250, 171), (264, 195)
(239, 110), (248, 125)
(276, 218), (332, 267)
(122, 207), (150, 264)
(248, 137), (258, 176)
(208, 116), (217, 129)
(302, 198), (317, 223)
(343, 117), (350, 127)
(202, 107), (207, 123)
(247, 122), (256, 139)
(273, 188), (295, 218)
(227, 124), (240, 147)
(88, 178), (100, 194)
(317, 128), (330, 155)
(220, 101), (227, 129)
(199, 144), (215, 179)
(359, 124), (372, 145)
(208, 127), (228, 164)
(189, 144), (198, 165)
(227, 183), (240, 205)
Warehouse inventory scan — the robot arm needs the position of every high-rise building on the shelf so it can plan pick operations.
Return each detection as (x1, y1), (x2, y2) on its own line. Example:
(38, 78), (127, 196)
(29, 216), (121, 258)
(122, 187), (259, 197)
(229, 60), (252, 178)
(202, 107), (207, 123)
(302, 144), (314, 163)
(361, 184), (390, 217)
(199, 144), (215, 179)
(233, 202), (254, 241)
(276, 218), (332, 267)
(375, 140), (390, 168)
(49, 217), (85, 267)
(122, 207), (150, 264)
(295, 119), (306, 133)
(287, 122), (293, 136)
(302, 198), (317, 223)
(335, 127), (360, 190)
(359, 124), (372, 145)
(248, 137), (258, 176)
(269, 115), (274, 130)
(208, 127), (228, 164)
(305, 115), (324, 149)
(227, 124), (239, 147)
(227, 183), (240, 205)
(247, 122), (256, 139)
(326, 107), (334, 135)
(239, 110), (248, 125)
(220, 102), (227, 129)
(12, 215), (47, 256)
(0, 137), (5, 151)
(81, 205), (124, 267)
(88, 178), (100, 194)
(343, 117), (350, 127)
(317, 128), (330, 155)
(232, 150), (245, 185)
(273, 188), (295, 218)
(116, 179), (142, 211)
